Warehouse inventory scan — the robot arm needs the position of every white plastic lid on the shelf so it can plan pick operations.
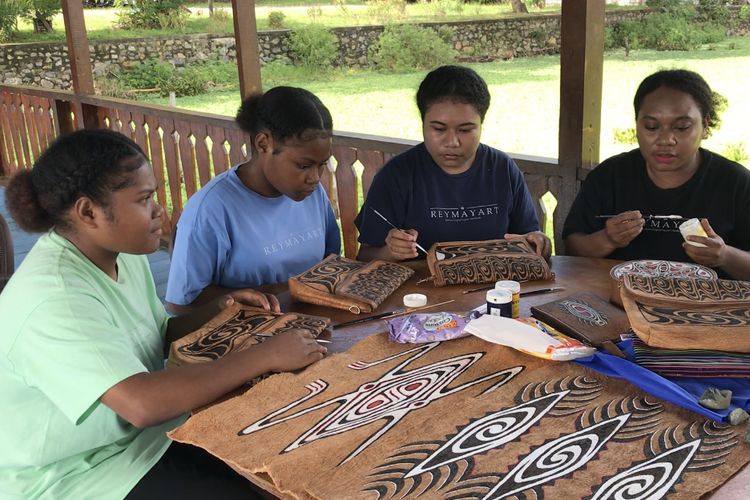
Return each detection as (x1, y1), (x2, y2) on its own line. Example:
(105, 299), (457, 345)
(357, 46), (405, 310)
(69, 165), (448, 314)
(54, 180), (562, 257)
(403, 293), (428, 308)
(486, 289), (512, 304)
(495, 280), (521, 293)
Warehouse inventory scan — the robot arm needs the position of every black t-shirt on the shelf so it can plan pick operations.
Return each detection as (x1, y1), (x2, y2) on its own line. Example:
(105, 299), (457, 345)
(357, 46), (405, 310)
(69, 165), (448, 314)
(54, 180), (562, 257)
(563, 148), (750, 273)
(355, 143), (540, 252)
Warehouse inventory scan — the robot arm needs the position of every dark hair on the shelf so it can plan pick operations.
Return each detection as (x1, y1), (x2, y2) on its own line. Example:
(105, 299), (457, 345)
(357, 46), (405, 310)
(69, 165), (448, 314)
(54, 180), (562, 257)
(5, 129), (147, 233)
(633, 69), (720, 132)
(235, 86), (333, 153)
(416, 65), (491, 122)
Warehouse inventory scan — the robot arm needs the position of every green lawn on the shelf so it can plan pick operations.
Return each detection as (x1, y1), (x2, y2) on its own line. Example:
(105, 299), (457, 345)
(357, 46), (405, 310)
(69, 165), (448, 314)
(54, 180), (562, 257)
(141, 36), (750, 167)
(11, 1), (563, 42)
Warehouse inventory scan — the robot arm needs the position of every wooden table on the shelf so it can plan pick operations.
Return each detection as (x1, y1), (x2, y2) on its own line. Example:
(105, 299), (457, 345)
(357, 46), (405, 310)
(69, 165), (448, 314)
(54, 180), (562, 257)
(250, 255), (748, 498)
(268, 255), (619, 354)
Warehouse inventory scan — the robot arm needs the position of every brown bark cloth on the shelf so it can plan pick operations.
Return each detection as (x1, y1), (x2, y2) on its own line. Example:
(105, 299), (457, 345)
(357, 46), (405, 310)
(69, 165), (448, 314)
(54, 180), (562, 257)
(170, 334), (750, 500)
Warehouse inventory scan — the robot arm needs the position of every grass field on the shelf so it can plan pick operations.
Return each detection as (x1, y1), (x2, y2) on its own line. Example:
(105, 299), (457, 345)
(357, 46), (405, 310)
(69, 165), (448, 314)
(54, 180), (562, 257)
(140, 36), (750, 167)
(11, 1), (564, 42)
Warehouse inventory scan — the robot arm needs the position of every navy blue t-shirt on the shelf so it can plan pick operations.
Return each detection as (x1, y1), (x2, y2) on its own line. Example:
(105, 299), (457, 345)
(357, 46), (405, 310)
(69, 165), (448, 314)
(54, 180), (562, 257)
(355, 143), (540, 251)
(562, 148), (750, 274)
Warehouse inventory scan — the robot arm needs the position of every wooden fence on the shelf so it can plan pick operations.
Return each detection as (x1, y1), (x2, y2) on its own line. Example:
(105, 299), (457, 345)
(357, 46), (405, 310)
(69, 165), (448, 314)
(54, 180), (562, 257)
(1, 83), (578, 257)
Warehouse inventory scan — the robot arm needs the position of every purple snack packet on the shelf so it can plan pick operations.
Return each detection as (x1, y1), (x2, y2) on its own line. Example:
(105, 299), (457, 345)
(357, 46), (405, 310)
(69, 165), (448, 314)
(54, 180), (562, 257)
(388, 312), (471, 344)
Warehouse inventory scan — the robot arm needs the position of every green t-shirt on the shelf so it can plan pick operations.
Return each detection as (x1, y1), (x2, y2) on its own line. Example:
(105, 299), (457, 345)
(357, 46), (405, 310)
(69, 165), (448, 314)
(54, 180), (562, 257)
(0, 232), (185, 499)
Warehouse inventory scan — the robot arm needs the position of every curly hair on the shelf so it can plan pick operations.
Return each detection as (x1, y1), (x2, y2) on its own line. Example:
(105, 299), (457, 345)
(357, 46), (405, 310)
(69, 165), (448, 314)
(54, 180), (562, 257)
(416, 65), (491, 122)
(5, 129), (147, 232)
(235, 86), (333, 153)
(633, 69), (721, 133)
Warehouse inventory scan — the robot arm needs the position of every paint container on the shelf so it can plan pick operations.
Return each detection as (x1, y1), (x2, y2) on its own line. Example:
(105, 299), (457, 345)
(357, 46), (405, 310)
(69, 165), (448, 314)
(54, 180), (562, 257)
(495, 280), (521, 318)
(486, 289), (513, 318)
(679, 218), (707, 247)
(403, 293), (428, 308)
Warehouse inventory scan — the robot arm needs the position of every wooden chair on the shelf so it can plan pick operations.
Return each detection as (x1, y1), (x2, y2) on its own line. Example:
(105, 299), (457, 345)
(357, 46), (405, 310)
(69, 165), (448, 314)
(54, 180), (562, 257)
(0, 212), (14, 293)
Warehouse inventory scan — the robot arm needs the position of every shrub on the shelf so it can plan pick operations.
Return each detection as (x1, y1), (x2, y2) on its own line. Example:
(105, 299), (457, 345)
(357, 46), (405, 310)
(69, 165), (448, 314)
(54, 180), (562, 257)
(160, 67), (209, 97)
(289, 25), (338, 70)
(370, 24), (457, 73)
(613, 127), (637, 145)
(95, 74), (136, 100)
(367, 0), (407, 25)
(119, 59), (175, 90)
(722, 142), (749, 164)
(116, 0), (189, 30)
(0, 0), (23, 42)
(268, 11), (286, 30)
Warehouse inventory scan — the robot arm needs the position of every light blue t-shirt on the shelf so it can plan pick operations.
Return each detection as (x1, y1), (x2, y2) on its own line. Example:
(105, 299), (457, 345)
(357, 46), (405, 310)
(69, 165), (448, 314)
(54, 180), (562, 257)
(166, 166), (341, 305)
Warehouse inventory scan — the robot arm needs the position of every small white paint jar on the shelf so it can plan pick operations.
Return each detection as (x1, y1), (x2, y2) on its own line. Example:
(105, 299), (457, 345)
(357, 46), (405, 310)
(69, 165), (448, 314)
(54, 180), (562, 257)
(495, 280), (521, 318)
(486, 289), (513, 318)
(403, 293), (428, 308)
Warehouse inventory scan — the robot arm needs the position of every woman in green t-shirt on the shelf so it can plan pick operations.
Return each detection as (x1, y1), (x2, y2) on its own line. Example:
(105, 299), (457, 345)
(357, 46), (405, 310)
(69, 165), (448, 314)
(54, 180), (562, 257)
(0, 129), (324, 499)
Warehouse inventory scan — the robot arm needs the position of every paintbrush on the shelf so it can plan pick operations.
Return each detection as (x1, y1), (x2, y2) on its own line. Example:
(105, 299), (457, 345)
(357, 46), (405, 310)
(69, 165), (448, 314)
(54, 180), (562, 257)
(595, 214), (685, 219)
(334, 299), (455, 328)
(462, 285), (564, 296)
(371, 208), (429, 254)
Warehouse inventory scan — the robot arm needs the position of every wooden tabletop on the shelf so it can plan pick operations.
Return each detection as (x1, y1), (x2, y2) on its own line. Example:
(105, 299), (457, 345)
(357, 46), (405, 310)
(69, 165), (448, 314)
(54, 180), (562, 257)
(266, 255), (620, 353)
(246, 255), (748, 498)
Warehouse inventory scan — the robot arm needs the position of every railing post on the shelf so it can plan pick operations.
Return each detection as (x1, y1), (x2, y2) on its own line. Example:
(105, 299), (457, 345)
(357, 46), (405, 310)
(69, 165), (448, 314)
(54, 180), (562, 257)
(557, 0), (605, 253)
(231, 0), (263, 98)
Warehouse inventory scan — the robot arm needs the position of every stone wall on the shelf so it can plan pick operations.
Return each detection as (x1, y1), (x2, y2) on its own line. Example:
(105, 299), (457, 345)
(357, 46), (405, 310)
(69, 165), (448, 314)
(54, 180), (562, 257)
(1, 8), (747, 90)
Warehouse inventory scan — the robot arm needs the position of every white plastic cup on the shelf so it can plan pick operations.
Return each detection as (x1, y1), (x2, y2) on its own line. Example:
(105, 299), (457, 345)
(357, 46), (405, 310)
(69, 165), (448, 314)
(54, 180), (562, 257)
(679, 218), (707, 247)
(495, 280), (520, 318)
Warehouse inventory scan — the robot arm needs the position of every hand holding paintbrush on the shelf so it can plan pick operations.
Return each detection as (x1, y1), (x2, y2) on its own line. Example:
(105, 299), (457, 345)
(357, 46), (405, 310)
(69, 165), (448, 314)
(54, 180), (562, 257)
(371, 208), (428, 258)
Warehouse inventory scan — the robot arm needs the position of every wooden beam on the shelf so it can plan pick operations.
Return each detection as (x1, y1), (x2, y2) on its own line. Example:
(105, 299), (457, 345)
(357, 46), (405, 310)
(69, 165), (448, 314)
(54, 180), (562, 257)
(61, 0), (95, 95)
(231, 0), (263, 98)
(557, 0), (605, 252)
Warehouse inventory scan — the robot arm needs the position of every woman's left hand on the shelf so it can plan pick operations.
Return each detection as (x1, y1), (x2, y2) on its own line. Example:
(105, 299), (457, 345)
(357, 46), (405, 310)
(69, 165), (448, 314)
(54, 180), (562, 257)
(224, 289), (281, 313)
(683, 219), (727, 268)
(505, 231), (552, 260)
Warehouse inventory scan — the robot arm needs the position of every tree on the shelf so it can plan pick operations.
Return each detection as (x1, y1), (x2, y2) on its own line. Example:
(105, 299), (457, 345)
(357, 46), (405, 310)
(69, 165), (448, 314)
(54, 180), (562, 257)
(22, 0), (62, 33)
(508, 1), (547, 14)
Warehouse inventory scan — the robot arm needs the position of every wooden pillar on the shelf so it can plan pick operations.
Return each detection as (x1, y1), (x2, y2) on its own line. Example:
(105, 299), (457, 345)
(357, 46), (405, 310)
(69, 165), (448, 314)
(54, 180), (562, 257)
(231, 0), (263, 98)
(556, 0), (605, 252)
(61, 0), (99, 130)
(61, 0), (94, 95)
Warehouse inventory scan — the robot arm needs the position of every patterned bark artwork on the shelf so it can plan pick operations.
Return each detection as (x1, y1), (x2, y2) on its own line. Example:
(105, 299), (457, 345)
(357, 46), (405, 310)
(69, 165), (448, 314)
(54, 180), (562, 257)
(167, 305), (330, 368)
(237, 342), (523, 465)
(621, 275), (750, 352)
(427, 239), (553, 286)
(624, 275), (750, 302)
(289, 254), (414, 313)
(559, 297), (609, 327)
(169, 335), (750, 499)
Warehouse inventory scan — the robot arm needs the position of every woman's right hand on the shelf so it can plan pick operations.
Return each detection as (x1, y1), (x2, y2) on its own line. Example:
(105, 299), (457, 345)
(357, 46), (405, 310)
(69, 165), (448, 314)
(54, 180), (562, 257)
(604, 210), (645, 248)
(385, 228), (419, 260)
(262, 329), (327, 372)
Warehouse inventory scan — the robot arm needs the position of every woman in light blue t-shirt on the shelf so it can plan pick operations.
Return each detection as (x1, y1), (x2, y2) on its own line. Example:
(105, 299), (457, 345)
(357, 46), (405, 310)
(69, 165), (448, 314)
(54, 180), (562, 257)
(166, 87), (342, 313)
(0, 129), (326, 499)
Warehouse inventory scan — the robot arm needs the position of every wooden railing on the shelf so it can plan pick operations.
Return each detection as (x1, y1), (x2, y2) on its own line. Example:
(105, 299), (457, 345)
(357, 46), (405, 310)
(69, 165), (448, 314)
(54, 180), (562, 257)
(1, 83), (577, 257)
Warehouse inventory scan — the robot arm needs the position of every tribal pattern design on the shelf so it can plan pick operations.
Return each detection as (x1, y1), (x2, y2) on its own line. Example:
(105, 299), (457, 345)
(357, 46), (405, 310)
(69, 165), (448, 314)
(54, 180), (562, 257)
(625, 275), (750, 302)
(342, 262), (414, 303)
(366, 383), (667, 500)
(296, 255), (365, 293)
(588, 420), (738, 499)
(559, 297), (609, 327)
(436, 255), (550, 285)
(365, 377), (603, 499)
(237, 342), (524, 465)
(433, 240), (532, 260)
(636, 303), (750, 327)
(175, 310), (329, 362)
